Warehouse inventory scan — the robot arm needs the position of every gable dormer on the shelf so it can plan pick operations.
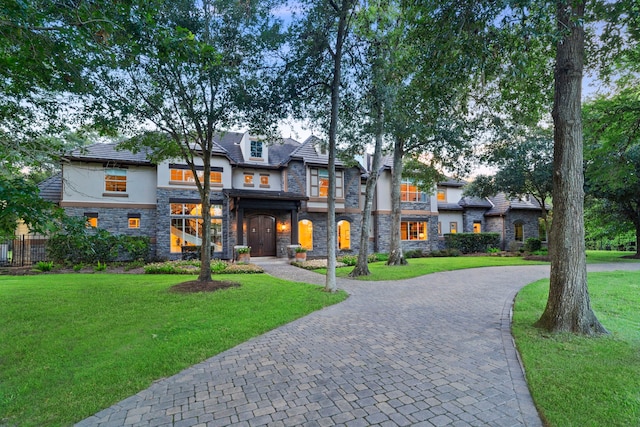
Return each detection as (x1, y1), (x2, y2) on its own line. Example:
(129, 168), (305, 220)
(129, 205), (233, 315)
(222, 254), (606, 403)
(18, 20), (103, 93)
(238, 133), (268, 164)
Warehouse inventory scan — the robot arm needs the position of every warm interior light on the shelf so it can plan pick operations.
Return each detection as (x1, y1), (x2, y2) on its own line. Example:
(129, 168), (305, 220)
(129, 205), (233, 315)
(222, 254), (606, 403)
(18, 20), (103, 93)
(280, 223), (287, 232)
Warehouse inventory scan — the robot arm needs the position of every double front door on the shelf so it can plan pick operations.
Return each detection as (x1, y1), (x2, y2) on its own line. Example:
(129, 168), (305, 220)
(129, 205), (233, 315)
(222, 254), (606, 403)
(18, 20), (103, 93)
(247, 215), (276, 257)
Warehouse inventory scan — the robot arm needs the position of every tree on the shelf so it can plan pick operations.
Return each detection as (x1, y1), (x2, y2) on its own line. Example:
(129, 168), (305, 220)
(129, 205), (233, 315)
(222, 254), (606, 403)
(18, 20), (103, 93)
(465, 127), (553, 234)
(584, 86), (640, 257)
(534, 0), (607, 335)
(86, 0), (286, 282)
(285, 0), (359, 291)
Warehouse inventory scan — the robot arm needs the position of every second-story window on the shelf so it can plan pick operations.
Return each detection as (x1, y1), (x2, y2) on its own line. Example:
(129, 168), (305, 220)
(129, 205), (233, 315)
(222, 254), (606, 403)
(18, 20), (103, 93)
(250, 140), (263, 158)
(437, 189), (446, 202)
(105, 168), (127, 192)
(169, 164), (222, 185)
(260, 174), (269, 187)
(401, 180), (424, 202)
(310, 168), (343, 198)
(244, 173), (254, 186)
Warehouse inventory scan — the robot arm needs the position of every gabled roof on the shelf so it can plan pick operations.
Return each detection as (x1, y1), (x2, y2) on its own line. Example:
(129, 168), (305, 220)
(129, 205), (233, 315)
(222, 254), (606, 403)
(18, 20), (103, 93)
(64, 143), (155, 166)
(485, 193), (543, 216)
(438, 202), (463, 211)
(37, 173), (62, 204)
(438, 178), (467, 188)
(289, 136), (347, 167)
(459, 196), (493, 209)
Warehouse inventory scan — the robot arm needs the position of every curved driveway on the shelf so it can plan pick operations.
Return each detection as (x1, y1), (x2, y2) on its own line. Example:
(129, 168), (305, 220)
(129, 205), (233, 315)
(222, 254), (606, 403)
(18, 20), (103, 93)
(77, 262), (640, 427)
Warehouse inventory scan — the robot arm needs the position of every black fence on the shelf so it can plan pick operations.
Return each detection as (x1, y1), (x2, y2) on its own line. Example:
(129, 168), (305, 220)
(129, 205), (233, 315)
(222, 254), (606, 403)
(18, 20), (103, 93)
(0, 237), (48, 267)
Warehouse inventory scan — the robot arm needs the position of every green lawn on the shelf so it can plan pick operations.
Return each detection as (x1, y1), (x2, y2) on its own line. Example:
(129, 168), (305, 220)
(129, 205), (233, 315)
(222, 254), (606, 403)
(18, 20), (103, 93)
(318, 250), (638, 281)
(324, 255), (548, 281)
(0, 274), (347, 427)
(586, 249), (640, 263)
(512, 271), (640, 426)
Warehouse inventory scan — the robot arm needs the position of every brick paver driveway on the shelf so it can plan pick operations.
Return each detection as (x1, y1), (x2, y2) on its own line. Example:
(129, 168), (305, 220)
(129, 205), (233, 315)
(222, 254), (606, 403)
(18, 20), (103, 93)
(77, 262), (640, 427)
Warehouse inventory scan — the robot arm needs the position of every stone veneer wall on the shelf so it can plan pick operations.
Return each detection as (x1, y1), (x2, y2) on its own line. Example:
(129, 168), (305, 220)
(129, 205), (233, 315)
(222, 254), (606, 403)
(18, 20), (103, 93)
(462, 208), (486, 233)
(373, 211), (439, 254)
(484, 211), (541, 250)
(156, 188), (226, 260)
(63, 206), (157, 258)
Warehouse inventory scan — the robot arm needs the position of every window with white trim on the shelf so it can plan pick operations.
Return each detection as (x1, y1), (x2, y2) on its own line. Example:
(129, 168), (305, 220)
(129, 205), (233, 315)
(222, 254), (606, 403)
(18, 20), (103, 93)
(170, 203), (223, 253)
(401, 221), (428, 241)
(310, 168), (343, 198)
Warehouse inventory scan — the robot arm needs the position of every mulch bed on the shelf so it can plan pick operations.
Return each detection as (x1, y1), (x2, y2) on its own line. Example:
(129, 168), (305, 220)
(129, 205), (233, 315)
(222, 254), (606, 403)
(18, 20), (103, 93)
(169, 280), (240, 293)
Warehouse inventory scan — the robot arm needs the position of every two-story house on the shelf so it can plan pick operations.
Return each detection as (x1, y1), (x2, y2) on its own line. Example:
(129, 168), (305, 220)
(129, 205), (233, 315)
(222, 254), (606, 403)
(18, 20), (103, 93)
(43, 131), (545, 259)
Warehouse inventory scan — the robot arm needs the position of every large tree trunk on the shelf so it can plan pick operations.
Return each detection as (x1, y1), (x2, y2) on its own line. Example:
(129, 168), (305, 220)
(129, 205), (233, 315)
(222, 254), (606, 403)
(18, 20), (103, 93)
(535, 0), (606, 334)
(350, 127), (383, 277)
(198, 147), (213, 282)
(387, 136), (407, 265)
(325, 0), (352, 292)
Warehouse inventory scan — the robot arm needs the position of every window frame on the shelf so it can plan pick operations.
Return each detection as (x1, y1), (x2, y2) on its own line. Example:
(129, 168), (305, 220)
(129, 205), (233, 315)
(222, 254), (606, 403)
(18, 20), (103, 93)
(169, 202), (223, 254)
(105, 168), (127, 193)
(250, 139), (263, 158)
(310, 168), (343, 198)
(401, 221), (428, 241)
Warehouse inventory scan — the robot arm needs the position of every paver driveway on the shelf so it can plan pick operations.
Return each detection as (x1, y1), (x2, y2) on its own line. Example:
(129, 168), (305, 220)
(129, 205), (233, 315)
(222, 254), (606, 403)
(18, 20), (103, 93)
(77, 262), (640, 427)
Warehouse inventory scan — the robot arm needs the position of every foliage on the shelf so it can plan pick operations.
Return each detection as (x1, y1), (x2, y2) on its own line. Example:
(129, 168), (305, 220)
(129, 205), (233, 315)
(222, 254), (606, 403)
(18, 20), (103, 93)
(444, 233), (501, 254)
(523, 238), (543, 253)
(295, 246), (307, 253)
(584, 86), (640, 255)
(94, 261), (107, 272)
(0, 274), (346, 426)
(428, 249), (461, 257)
(466, 127), (553, 227)
(513, 271), (640, 426)
(337, 255), (357, 266)
(235, 246), (251, 254)
(144, 260), (263, 275)
(47, 217), (151, 264)
(34, 261), (54, 272)
(403, 249), (425, 259)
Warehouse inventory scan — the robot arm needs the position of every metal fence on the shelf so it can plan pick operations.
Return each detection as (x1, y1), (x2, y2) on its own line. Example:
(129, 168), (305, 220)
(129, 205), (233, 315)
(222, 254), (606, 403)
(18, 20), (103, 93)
(0, 237), (48, 267)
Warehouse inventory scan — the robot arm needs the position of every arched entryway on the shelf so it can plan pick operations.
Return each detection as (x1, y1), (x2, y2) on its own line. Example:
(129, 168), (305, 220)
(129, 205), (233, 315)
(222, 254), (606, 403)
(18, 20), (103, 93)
(247, 215), (276, 257)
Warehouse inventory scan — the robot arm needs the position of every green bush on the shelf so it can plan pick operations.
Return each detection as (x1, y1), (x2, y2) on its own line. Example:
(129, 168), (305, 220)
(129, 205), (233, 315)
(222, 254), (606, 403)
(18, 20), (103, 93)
(47, 216), (151, 264)
(404, 249), (425, 258)
(143, 260), (264, 275)
(444, 233), (501, 254)
(429, 248), (461, 257)
(337, 255), (357, 266)
(35, 261), (54, 272)
(523, 237), (542, 252)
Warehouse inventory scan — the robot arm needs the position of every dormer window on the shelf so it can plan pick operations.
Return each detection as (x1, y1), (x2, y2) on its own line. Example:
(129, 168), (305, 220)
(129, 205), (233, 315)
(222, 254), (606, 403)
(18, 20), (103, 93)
(250, 140), (263, 158)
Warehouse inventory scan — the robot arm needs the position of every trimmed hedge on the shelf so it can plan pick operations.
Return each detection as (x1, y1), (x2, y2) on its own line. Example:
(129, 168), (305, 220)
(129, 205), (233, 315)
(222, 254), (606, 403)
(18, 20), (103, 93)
(444, 232), (501, 254)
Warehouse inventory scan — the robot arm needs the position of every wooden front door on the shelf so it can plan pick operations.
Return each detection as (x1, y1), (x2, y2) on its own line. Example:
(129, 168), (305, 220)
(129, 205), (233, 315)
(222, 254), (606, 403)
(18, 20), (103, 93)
(247, 215), (276, 257)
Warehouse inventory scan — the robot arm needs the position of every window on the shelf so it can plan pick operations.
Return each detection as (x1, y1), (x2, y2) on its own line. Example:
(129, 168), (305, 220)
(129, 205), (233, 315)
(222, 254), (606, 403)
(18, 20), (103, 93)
(105, 168), (126, 192)
(539, 218), (547, 242)
(337, 220), (351, 250)
(401, 221), (428, 241)
(244, 174), (254, 186)
(170, 203), (223, 253)
(401, 180), (424, 202)
(128, 213), (141, 229)
(250, 139), (263, 158)
(449, 222), (458, 233)
(438, 222), (442, 236)
(473, 221), (482, 233)
(514, 222), (524, 242)
(84, 213), (98, 228)
(298, 219), (313, 250)
(310, 168), (343, 198)
(260, 174), (269, 187)
(437, 189), (446, 202)
(169, 164), (222, 185)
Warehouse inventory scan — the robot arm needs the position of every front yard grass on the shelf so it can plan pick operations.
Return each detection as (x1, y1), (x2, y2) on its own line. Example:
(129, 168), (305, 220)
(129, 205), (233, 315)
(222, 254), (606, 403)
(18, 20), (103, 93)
(322, 255), (549, 281)
(0, 274), (347, 427)
(512, 270), (640, 426)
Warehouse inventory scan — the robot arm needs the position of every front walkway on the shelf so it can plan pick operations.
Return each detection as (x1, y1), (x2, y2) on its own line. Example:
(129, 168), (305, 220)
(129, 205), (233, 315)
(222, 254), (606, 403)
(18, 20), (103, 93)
(76, 262), (640, 427)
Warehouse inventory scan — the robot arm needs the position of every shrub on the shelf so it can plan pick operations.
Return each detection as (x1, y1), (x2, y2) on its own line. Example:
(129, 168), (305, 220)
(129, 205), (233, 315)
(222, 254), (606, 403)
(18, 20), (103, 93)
(429, 248), (461, 257)
(94, 261), (107, 272)
(143, 260), (264, 275)
(523, 237), (542, 253)
(337, 255), (357, 266)
(35, 261), (54, 272)
(370, 252), (388, 262)
(404, 249), (424, 259)
(47, 216), (151, 264)
(444, 232), (501, 254)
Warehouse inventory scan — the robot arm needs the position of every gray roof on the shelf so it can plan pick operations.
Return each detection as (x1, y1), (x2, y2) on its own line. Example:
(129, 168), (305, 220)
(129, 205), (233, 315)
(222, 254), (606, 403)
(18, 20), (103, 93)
(290, 136), (346, 167)
(485, 193), (543, 216)
(459, 196), (493, 209)
(37, 173), (62, 204)
(65, 143), (154, 165)
(437, 202), (463, 211)
(438, 178), (467, 188)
